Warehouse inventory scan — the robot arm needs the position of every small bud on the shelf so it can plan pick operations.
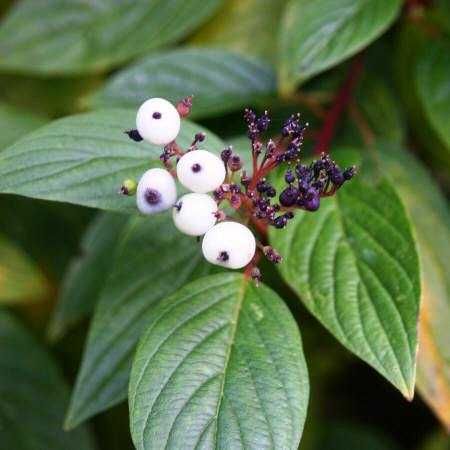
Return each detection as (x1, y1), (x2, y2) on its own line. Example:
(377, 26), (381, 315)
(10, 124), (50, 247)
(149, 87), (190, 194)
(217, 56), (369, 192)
(266, 186), (276, 198)
(119, 179), (137, 196)
(251, 267), (262, 285)
(230, 194), (242, 209)
(221, 146), (233, 163)
(176, 95), (193, 118)
(343, 166), (356, 180)
(228, 154), (243, 172)
(263, 246), (283, 264)
(125, 129), (143, 142)
(284, 170), (295, 184)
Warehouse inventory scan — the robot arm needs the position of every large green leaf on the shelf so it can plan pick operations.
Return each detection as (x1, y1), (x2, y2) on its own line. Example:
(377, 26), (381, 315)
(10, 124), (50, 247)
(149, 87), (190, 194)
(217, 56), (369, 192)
(378, 145), (450, 430)
(0, 309), (95, 449)
(0, 103), (47, 149)
(129, 273), (309, 450)
(416, 40), (450, 151)
(190, 0), (289, 64)
(91, 48), (276, 119)
(0, 233), (49, 304)
(269, 166), (420, 397)
(278, 0), (402, 92)
(0, 109), (224, 213)
(48, 212), (129, 341)
(0, 0), (224, 75)
(65, 213), (211, 429)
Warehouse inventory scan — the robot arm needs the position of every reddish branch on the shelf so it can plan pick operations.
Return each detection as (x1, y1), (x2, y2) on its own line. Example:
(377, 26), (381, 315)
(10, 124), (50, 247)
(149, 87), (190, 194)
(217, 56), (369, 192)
(313, 54), (365, 155)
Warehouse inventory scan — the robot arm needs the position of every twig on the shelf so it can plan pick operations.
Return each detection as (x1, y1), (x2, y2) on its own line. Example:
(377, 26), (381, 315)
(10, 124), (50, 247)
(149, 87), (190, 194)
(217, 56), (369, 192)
(313, 54), (365, 155)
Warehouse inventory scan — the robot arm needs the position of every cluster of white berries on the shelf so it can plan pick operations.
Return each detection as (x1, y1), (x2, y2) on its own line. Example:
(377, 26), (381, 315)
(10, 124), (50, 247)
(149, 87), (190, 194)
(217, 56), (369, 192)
(128, 98), (256, 270)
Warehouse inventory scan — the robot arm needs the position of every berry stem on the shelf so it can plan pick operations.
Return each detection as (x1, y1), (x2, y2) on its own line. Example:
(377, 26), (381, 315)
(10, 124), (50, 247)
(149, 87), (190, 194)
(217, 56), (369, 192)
(313, 53), (365, 155)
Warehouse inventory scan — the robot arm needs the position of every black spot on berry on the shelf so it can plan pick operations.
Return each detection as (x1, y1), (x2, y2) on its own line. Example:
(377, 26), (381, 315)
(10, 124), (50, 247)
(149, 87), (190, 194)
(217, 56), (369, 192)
(217, 251), (229, 262)
(152, 112), (162, 119)
(145, 188), (161, 205)
(192, 163), (201, 173)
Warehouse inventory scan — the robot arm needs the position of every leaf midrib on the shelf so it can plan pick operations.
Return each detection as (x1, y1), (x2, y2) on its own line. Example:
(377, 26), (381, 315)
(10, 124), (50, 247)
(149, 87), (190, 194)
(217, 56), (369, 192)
(211, 275), (248, 449)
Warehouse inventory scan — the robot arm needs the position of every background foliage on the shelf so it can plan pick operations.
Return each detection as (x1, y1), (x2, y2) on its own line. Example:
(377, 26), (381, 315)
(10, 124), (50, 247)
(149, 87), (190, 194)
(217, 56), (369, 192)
(0, 0), (448, 449)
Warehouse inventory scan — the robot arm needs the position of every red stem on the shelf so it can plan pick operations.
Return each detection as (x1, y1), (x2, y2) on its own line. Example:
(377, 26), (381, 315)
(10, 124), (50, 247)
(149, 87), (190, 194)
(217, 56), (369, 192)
(313, 54), (365, 155)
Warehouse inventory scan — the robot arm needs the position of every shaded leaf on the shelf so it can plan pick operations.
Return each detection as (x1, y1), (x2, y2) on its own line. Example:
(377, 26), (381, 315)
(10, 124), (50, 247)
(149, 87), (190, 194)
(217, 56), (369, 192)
(129, 273), (309, 450)
(0, 233), (49, 304)
(0, 0), (224, 75)
(91, 48), (276, 119)
(0, 309), (95, 449)
(416, 40), (450, 151)
(48, 212), (129, 341)
(356, 76), (404, 144)
(65, 213), (211, 428)
(269, 159), (420, 397)
(378, 145), (450, 431)
(0, 109), (224, 213)
(190, 0), (289, 64)
(278, 0), (402, 92)
(0, 102), (47, 149)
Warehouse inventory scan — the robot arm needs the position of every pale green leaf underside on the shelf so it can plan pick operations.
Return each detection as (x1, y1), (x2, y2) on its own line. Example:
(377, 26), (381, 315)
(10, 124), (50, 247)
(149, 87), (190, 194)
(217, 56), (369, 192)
(0, 109), (224, 213)
(92, 48), (276, 119)
(130, 273), (309, 450)
(0, 309), (95, 449)
(270, 178), (420, 397)
(416, 40), (450, 149)
(278, 0), (402, 90)
(48, 212), (129, 341)
(65, 213), (211, 428)
(0, 233), (49, 304)
(0, 0), (224, 74)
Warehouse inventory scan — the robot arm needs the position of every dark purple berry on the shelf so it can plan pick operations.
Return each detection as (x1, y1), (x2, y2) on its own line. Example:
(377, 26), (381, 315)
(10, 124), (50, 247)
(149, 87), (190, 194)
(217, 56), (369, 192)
(279, 186), (299, 207)
(305, 195), (320, 211)
(330, 168), (344, 186)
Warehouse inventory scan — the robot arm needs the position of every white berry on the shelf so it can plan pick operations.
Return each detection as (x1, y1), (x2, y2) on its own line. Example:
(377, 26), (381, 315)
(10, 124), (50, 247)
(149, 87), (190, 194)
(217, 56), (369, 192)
(176, 150), (226, 193)
(172, 193), (217, 236)
(136, 98), (181, 145)
(202, 222), (256, 269)
(136, 168), (177, 215)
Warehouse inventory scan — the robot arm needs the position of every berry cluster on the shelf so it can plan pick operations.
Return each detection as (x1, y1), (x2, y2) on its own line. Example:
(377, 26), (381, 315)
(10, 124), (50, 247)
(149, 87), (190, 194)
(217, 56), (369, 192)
(120, 97), (356, 280)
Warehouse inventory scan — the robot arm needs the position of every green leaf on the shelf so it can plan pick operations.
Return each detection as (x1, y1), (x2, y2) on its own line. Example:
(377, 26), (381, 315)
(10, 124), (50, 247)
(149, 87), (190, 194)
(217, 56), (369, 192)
(416, 40), (450, 150)
(0, 109), (224, 213)
(356, 76), (405, 144)
(377, 145), (450, 431)
(65, 213), (211, 429)
(269, 163), (420, 398)
(0, 309), (95, 449)
(278, 0), (402, 92)
(190, 0), (289, 64)
(0, 0), (224, 75)
(129, 273), (309, 450)
(48, 212), (129, 341)
(91, 48), (276, 119)
(0, 233), (49, 304)
(0, 103), (48, 149)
